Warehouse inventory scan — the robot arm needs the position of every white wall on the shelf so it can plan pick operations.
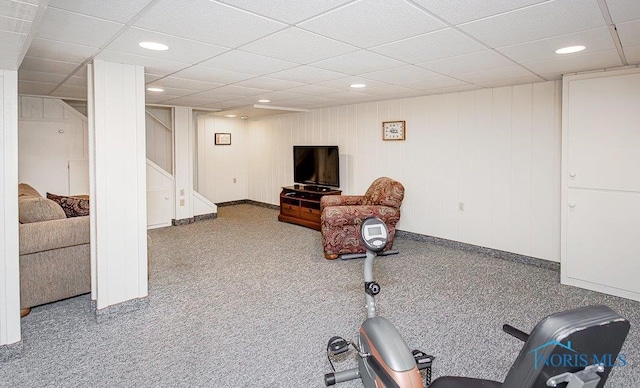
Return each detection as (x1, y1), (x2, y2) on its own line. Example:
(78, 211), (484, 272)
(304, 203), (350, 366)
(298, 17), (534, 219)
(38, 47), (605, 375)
(145, 107), (172, 174)
(196, 115), (248, 203)
(247, 81), (562, 262)
(89, 60), (148, 310)
(0, 70), (21, 346)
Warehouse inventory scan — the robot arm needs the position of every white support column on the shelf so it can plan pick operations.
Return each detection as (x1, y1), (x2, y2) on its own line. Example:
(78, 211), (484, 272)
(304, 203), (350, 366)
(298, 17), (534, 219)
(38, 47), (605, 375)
(174, 107), (193, 221)
(89, 60), (148, 313)
(0, 70), (21, 352)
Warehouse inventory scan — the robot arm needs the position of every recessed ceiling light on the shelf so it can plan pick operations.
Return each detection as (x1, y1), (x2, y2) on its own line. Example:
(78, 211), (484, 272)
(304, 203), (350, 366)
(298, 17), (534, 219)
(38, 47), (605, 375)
(258, 99), (271, 103)
(224, 114), (237, 118)
(555, 45), (586, 54)
(139, 41), (169, 51)
(146, 87), (164, 92)
(350, 83), (366, 88)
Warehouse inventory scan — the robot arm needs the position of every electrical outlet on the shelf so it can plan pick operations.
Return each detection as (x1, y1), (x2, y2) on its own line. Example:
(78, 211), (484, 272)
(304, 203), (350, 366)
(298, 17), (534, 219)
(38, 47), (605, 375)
(458, 202), (465, 211)
(180, 199), (185, 206)
(180, 189), (184, 196)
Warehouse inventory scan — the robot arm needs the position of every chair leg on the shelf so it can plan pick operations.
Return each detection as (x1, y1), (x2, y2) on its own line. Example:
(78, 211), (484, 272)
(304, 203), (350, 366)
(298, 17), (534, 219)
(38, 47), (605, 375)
(20, 308), (31, 318)
(324, 253), (339, 260)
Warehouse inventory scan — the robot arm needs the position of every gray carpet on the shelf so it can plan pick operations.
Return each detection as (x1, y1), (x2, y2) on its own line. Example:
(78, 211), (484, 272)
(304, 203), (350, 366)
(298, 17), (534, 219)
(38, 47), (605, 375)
(2, 204), (638, 387)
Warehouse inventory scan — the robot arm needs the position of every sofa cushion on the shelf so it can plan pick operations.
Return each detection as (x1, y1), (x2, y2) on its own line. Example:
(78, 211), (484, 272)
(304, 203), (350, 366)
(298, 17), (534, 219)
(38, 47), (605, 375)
(18, 183), (42, 198)
(46, 192), (90, 218)
(18, 196), (66, 223)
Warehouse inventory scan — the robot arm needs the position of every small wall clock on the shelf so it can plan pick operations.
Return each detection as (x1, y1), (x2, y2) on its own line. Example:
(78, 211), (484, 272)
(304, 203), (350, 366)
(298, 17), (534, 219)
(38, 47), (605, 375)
(382, 120), (406, 141)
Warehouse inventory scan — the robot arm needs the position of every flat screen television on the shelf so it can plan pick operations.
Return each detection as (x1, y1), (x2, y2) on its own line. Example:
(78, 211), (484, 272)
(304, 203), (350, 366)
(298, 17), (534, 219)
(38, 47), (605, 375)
(293, 145), (340, 189)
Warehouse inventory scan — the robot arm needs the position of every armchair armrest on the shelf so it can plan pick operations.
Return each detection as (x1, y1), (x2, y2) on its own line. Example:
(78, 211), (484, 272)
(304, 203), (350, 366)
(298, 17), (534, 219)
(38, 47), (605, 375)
(321, 195), (364, 210)
(321, 205), (400, 228)
(19, 216), (90, 255)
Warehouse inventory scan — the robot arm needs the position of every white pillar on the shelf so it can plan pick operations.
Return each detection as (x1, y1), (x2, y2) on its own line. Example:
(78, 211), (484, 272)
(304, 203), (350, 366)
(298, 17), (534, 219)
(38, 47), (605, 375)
(0, 70), (21, 350)
(88, 60), (148, 312)
(174, 107), (193, 221)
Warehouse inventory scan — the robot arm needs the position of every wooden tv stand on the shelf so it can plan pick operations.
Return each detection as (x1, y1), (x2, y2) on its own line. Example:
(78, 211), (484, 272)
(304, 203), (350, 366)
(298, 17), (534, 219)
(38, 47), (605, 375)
(278, 186), (342, 230)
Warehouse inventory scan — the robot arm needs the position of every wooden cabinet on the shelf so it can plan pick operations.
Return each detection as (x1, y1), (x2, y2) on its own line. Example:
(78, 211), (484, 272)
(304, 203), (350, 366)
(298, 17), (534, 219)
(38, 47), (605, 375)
(278, 186), (341, 230)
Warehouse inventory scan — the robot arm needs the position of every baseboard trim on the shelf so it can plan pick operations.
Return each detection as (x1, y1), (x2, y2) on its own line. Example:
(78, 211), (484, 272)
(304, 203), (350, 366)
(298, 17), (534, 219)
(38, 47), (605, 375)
(0, 340), (22, 361)
(93, 296), (149, 323)
(395, 230), (560, 271)
(172, 212), (217, 226)
(216, 199), (279, 210)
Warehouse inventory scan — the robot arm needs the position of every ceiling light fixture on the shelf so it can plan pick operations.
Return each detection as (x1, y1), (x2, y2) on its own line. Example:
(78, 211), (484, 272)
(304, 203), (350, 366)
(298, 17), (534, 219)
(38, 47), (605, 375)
(258, 99), (271, 103)
(350, 83), (366, 88)
(139, 41), (169, 51)
(224, 114), (237, 118)
(146, 87), (164, 92)
(555, 45), (586, 54)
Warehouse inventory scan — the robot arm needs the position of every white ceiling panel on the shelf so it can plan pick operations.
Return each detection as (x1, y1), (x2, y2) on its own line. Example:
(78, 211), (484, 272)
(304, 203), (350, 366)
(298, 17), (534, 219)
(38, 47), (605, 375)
(134, 0), (286, 48)
(497, 27), (616, 64)
(371, 28), (486, 64)
(317, 76), (388, 90)
(200, 50), (297, 75)
(20, 56), (80, 75)
(323, 90), (379, 104)
(161, 95), (219, 107)
(268, 65), (348, 84)
(145, 86), (201, 97)
(426, 84), (481, 95)
(240, 27), (357, 64)
(170, 65), (255, 84)
(617, 20), (640, 46)
(147, 76), (223, 91)
(0, 55), (17, 70)
(0, 30), (25, 52)
(106, 27), (230, 64)
(359, 83), (423, 97)
(0, 14), (32, 34)
(474, 75), (545, 88)
(412, 0), (548, 25)
(361, 65), (440, 84)
(299, 0), (445, 48)
(458, 0), (607, 48)
(283, 84), (344, 96)
(35, 7), (124, 47)
(18, 80), (57, 95)
(523, 49), (624, 75)
(623, 44), (640, 62)
(454, 65), (539, 85)
(96, 50), (189, 75)
(233, 77), (305, 91)
(49, 0), (154, 23)
(51, 84), (87, 99)
(18, 69), (66, 84)
(1, 1), (38, 21)
(606, 0), (640, 23)
(417, 50), (514, 75)
(63, 75), (87, 88)
(26, 38), (97, 63)
(190, 85), (271, 100)
(399, 76), (469, 91)
(216, 0), (354, 24)
(310, 50), (405, 75)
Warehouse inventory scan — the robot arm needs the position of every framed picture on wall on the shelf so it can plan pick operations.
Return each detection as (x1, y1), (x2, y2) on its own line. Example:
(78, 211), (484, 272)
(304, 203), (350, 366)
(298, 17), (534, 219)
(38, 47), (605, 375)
(215, 133), (231, 145)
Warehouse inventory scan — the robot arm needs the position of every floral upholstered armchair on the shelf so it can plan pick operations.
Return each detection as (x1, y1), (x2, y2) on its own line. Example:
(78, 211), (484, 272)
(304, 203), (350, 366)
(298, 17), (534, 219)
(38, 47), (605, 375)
(320, 177), (405, 260)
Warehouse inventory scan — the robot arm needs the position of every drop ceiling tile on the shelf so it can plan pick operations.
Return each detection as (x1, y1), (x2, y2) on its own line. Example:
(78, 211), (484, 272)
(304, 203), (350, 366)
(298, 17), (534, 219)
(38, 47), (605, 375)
(26, 38), (97, 63)
(96, 50), (189, 75)
(360, 84), (422, 97)
(216, 0), (354, 24)
(35, 7), (124, 47)
(399, 76), (468, 91)
(0, 14), (32, 34)
(240, 27), (357, 64)
(417, 50), (514, 75)
(134, 0), (286, 48)
(475, 75), (545, 88)
(172, 65), (255, 84)
(20, 56), (80, 75)
(617, 20), (640, 46)
(64, 75), (87, 88)
(161, 95), (217, 107)
(427, 84), (482, 95)
(523, 49), (623, 75)
(0, 30), (25, 52)
(454, 65), (538, 85)
(299, 0), (445, 48)
(145, 92), (183, 104)
(51, 84), (87, 99)
(268, 65), (348, 84)
(18, 69), (66, 84)
(200, 50), (297, 75)
(49, 0), (153, 23)
(18, 80), (57, 95)
(323, 91), (379, 104)
(225, 91), (303, 105)
(283, 84), (343, 96)
(233, 77), (305, 91)
(106, 27), (230, 64)
(0, 50), (18, 70)
(412, 0), (548, 25)
(497, 27), (616, 63)
(144, 86), (199, 97)
(190, 85), (271, 100)
(0, 1), (38, 21)
(316, 76), (388, 90)
(606, 0), (640, 24)
(147, 76), (223, 91)
(310, 50), (405, 75)
(371, 28), (486, 63)
(361, 65), (440, 84)
(623, 44), (640, 62)
(458, 0), (606, 48)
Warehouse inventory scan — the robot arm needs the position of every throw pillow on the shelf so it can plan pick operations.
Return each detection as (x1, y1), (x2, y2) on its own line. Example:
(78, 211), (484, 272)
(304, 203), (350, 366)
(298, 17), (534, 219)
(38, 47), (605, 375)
(46, 192), (90, 218)
(18, 196), (66, 223)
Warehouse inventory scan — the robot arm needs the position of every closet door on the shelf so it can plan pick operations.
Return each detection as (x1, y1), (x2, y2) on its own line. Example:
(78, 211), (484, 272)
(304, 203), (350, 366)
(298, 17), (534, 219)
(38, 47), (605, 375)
(562, 69), (640, 301)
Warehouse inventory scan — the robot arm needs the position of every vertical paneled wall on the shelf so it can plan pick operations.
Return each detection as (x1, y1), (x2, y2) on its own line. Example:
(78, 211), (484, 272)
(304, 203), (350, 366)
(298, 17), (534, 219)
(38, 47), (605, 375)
(90, 60), (148, 310)
(0, 70), (20, 346)
(248, 81), (562, 261)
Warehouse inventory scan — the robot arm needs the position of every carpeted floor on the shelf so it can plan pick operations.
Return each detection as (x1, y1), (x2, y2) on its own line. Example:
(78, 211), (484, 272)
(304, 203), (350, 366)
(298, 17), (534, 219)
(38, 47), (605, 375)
(2, 204), (638, 387)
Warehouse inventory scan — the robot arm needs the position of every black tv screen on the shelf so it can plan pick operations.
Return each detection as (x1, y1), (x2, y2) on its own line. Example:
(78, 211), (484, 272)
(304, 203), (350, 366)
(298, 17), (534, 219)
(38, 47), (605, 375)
(293, 146), (340, 188)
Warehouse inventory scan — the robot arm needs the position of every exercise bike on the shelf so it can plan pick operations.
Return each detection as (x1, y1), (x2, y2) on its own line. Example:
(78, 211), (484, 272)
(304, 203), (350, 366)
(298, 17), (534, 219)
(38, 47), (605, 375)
(324, 217), (434, 387)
